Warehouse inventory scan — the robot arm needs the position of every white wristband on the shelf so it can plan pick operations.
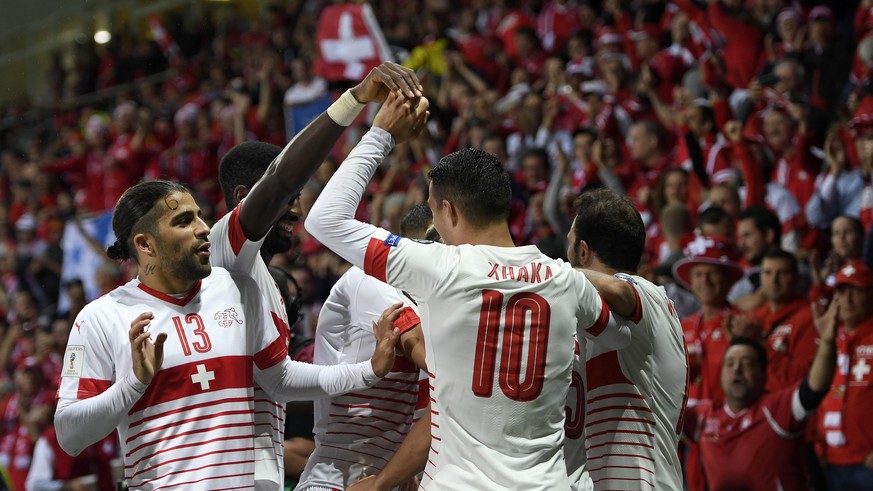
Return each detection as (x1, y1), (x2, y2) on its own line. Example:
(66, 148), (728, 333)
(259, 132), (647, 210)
(327, 90), (366, 127)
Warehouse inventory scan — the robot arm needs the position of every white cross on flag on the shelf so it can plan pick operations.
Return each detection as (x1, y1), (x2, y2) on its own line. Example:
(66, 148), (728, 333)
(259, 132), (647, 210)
(315, 4), (394, 81)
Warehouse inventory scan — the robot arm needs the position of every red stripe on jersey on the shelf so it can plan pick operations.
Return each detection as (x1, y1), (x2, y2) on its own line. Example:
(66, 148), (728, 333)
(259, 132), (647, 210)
(369, 385), (419, 396)
(586, 295), (611, 336)
(379, 377), (418, 384)
(252, 393), (285, 410)
(129, 445), (256, 479)
(130, 397), (253, 429)
(586, 351), (633, 390)
(587, 428), (655, 439)
(587, 440), (655, 451)
(427, 372), (435, 378)
(127, 409), (254, 444)
(431, 409), (440, 416)
(364, 237), (390, 282)
(587, 464), (654, 475)
(326, 431), (404, 445)
(254, 335), (286, 370)
(628, 282), (643, 323)
(587, 392), (645, 405)
(415, 379), (429, 411)
(77, 378), (111, 399)
(126, 422), (255, 458)
(342, 392), (417, 406)
(586, 404), (653, 416)
(129, 356), (252, 415)
(137, 281), (202, 307)
(127, 434), (253, 469)
(394, 307), (420, 334)
(227, 204), (248, 256)
(429, 445), (440, 455)
(329, 413), (406, 426)
(134, 467), (254, 490)
(333, 420), (410, 435)
(330, 403), (412, 418)
(585, 417), (656, 428)
(592, 476), (654, 488)
(587, 452), (656, 462)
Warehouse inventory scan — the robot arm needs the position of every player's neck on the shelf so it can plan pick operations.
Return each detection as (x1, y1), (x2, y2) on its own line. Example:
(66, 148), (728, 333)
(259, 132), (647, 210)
(139, 268), (199, 295)
(456, 222), (515, 247)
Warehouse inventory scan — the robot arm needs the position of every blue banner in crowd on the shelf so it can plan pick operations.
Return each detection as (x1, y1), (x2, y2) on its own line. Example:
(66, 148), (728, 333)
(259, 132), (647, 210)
(284, 93), (332, 140)
(59, 211), (116, 311)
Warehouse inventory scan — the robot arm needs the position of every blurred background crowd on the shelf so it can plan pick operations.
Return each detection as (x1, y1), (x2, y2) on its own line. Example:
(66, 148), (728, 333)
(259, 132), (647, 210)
(1, 0), (873, 489)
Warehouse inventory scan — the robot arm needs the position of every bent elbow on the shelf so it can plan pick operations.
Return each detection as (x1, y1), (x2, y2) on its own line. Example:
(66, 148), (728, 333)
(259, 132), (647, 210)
(54, 412), (83, 456)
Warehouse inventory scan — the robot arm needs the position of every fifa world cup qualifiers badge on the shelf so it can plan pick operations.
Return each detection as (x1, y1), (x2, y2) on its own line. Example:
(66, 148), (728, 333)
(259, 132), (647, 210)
(64, 346), (85, 377)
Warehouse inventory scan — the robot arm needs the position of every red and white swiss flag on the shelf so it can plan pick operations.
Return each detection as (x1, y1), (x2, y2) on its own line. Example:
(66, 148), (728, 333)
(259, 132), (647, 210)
(315, 3), (394, 81)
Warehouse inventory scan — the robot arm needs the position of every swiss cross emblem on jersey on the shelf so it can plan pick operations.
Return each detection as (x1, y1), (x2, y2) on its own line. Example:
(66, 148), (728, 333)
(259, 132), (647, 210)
(851, 357), (871, 384)
(214, 308), (243, 328)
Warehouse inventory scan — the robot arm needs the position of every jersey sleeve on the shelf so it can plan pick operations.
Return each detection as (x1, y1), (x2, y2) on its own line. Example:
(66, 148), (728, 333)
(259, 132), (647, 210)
(57, 308), (117, 401)
(575, 272), (630, 349)
(349, 267), (423, 335)
(207, 201), (267, 273)
(763, 383), (809, 438)
(240, 273), (287, 371)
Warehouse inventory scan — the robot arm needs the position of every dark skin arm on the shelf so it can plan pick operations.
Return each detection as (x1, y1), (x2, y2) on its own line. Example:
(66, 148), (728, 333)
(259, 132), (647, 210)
(238, 62), (423, 241)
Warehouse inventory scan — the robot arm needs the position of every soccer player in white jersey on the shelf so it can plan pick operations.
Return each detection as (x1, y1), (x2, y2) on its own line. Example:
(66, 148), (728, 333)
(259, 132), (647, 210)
(305, 94), (631, 490)
(295, 205), (432, 490)
(54, 180), (400, 491)
(210, 61), (424, 490)
(567, 188), (688, 491)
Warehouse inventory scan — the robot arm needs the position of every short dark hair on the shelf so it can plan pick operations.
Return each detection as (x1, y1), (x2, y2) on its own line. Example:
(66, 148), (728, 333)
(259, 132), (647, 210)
(632, 119), (665, 149)
(698, 206), (731, 227)
(761, 249), (798, 273)
(400, 203), (433, 239)
(572, 188), (645, 272)
(427, 148), (511, 227)
(108, 180), (189, 262)
(738, 206), (781, 244)
(727, 336), (768, 374)
(424, 226), (442, 242)
(218, 141), (283, 210)
(572, 126), (598, 141)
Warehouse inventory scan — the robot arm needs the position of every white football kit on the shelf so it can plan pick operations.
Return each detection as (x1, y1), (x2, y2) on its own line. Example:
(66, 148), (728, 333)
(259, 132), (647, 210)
(55, 269), (380, 491)
(573, 274), (687, 491)
(305, 128), (631, 490)
(210, 203), (293, 490)
(296, 267), (423, 490)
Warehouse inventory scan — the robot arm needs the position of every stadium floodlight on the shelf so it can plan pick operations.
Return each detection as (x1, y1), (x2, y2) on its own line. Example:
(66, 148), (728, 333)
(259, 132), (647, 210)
(94, 30), (112, 44)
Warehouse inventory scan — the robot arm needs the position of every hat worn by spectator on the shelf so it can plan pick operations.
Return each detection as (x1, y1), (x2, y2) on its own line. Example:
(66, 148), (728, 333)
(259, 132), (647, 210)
(808, 5), (834, 22)
(849, 96), (873, 130)
(595, 27), (623, 48)
(777, 8), (803, 28)
(15, 214), (37, 233)
(672, 235), (745, 289)
(629, 24), (662, 41)
(834, 261), (873, 289)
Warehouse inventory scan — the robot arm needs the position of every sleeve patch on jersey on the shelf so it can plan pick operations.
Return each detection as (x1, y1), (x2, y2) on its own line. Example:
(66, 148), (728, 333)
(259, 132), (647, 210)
(613, 273), (643, 323)
(394, 307), (421, 334)
(63, 346), (85, 378)
(228, 203), (248, 256)
(364, 237), (390, 283)
(384, 234), (402, 247)
(587, 295), (611, 337)
(254, 335), (288, 370)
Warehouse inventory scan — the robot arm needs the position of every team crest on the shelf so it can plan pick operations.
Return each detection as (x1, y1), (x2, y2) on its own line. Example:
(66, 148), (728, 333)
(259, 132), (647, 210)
(214, 308), (243, 328)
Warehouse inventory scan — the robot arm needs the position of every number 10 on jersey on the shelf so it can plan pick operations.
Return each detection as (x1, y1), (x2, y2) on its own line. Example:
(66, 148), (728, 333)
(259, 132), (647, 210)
(472, 290), (550, 402)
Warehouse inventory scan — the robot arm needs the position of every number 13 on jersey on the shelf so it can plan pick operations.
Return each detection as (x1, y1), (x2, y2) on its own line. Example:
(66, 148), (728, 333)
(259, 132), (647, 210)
(472, 290), (551, 402)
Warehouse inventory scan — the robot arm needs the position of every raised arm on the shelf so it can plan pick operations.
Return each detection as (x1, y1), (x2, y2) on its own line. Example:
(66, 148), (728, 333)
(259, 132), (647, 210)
(240, 63), (423, 241)
(304, 94), (428, 268)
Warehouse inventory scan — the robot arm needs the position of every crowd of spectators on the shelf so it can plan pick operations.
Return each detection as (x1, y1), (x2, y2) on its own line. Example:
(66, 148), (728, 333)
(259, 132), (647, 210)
(1, 0), (873, 489)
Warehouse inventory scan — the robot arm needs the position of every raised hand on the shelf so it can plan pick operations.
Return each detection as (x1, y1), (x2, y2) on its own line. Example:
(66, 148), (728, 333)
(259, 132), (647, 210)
(129, 312), (167, 385)
(373, 92), (430, 143)
(812, 297), (840, 344)
(351, 62), (423, 104)
(370, 303), (404, 377)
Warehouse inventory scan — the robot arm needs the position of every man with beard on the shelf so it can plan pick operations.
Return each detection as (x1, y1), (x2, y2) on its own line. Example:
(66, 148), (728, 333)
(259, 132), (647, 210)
(682, 302), (838, 490)
(566, 188), (687, 490)
(54, 181), (400, 490)
(211, 62), (423, 490)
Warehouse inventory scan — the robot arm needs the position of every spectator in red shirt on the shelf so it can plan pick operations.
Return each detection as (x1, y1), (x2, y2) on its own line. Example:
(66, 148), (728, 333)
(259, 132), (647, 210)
(683, 312), (837, 491)
(818, 261), (873, 490)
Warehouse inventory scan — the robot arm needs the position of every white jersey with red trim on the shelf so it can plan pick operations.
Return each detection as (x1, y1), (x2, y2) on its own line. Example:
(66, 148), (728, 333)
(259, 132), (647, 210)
(304, 127), (631, 490)
(57, 269), (286, 491)
(296, 267), (422, 490)
(368, 236), (615, 490)
(582, 274), (687, 491)
(209, 202), (291, 489)
(564, 338), (594, 491)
